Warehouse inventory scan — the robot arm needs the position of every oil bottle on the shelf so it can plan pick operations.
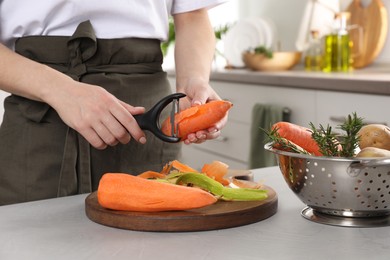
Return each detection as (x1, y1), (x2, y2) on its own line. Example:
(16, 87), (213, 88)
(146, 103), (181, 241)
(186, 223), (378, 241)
(304, 30), (323, 71)
(322, 12), (352, 72)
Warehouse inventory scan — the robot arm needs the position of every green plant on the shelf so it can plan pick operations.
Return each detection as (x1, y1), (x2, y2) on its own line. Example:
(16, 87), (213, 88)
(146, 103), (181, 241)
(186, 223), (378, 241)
(161, 18), (175, 56)
(214, 24), (231, 40)
(252, 45), (273, 58)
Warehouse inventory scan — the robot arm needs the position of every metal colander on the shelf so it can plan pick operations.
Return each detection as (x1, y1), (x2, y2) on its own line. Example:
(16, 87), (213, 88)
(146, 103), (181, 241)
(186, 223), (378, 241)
(265, 143), (390, 226)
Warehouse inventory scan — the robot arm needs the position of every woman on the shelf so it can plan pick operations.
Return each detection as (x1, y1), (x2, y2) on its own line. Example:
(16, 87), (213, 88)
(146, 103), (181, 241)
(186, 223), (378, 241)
(0, 0), (228, 205)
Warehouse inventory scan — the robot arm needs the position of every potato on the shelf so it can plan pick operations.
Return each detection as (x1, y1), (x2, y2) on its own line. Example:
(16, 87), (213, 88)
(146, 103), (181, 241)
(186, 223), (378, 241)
(355, 147), (390, 158)
(358, 124), (390, 150)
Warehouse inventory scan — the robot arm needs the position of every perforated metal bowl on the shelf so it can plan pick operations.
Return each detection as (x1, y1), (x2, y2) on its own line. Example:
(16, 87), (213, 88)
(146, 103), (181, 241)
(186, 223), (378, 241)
(265, 143), (390, 227)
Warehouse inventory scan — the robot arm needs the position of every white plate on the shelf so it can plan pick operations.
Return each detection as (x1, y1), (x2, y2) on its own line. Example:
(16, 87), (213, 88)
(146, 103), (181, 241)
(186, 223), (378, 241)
(223, 17), (275, 67)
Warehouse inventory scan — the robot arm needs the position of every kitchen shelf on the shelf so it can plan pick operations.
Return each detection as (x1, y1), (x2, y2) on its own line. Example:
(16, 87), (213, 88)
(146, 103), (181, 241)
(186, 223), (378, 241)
(167, 64), (390, 96)
(208, 65), (390, 96)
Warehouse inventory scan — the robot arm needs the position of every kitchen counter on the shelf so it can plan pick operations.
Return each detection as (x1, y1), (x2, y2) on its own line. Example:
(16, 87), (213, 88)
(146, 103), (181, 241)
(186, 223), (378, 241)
(168, 65), (390, 96)
(1, 167), (389, 260)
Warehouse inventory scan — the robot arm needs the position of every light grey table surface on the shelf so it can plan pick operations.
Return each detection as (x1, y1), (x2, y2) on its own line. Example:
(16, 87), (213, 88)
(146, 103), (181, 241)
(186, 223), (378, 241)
(0, 166), (389, 260)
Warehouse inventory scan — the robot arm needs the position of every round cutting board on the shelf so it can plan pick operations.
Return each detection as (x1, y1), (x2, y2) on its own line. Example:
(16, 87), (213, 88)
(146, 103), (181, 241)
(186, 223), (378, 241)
(85, 186), (277, 232)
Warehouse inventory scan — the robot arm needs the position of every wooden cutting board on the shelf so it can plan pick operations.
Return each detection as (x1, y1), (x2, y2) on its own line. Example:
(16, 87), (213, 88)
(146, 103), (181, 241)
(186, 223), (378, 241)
(85, 185), (277, 232)
(346, 0), (388, 68)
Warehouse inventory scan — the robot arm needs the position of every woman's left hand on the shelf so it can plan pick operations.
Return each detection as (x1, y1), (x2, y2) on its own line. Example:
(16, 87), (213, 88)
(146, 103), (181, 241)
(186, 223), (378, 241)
(178, 78), (228, 145)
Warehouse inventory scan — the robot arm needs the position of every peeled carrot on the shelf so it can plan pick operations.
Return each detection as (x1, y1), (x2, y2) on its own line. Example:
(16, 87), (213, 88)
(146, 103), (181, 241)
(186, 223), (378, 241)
(161, 100), (233, 140)
(272, 122), (322, 156)
(201, 161), (230, 186)
(97, 173), (217, 212)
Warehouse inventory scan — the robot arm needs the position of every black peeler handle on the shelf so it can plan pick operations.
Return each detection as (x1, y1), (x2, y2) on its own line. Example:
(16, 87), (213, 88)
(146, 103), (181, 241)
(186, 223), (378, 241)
(133, 93), (186, 143)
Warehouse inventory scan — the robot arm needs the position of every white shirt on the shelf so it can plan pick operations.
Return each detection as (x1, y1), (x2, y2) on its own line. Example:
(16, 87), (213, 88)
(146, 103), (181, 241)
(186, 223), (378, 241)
(0, 0), (227, 49)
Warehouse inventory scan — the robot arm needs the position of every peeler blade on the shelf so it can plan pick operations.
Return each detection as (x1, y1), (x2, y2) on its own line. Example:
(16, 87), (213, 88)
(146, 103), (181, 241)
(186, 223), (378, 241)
(170, 98), (180, 138)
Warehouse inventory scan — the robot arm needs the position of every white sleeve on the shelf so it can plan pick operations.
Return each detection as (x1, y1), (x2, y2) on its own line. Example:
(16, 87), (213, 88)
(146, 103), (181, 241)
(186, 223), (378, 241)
(171, 0), (229, 14)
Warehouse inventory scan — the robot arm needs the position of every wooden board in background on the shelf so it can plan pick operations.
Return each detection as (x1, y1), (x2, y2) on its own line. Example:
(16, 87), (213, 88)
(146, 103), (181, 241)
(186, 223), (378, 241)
(347, 0), (388, 68)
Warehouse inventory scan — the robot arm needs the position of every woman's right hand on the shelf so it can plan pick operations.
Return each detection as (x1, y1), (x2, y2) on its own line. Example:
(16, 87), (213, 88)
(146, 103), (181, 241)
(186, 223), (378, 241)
(49, 81), (147, 149)
(0, 44), (146, 149)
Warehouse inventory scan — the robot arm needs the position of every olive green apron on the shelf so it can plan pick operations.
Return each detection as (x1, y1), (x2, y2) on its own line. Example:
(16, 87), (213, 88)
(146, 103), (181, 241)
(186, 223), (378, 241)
(0, 21), (181, 205)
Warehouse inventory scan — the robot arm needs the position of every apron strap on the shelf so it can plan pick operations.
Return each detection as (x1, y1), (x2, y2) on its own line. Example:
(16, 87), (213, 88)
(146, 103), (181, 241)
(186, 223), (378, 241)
(57, 127), (92, 195)
(58, 20), (97, 196)
(67, 20), (97, 80)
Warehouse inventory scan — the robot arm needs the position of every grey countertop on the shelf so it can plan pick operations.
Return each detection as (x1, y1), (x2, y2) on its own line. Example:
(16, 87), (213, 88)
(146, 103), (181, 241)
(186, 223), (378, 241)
(0, 166), (389, 260)
(168, 65), (390, 96)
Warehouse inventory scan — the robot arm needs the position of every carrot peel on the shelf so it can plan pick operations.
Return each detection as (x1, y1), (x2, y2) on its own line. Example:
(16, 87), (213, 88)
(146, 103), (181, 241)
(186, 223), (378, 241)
(201, 161), (230, 186)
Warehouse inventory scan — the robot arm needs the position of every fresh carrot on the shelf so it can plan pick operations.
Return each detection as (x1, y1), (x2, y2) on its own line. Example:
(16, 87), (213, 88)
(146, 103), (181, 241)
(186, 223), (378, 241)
(201, 161), (230, 186)
(272, 122), (322, 156)
(97, 173), (217, 212)
(161, 100), (233, 140)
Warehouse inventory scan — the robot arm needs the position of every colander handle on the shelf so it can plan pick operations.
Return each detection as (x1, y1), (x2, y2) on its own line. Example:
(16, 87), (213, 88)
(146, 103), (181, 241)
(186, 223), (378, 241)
(348, 158), (390, 176)
(353, 158), (390, 167)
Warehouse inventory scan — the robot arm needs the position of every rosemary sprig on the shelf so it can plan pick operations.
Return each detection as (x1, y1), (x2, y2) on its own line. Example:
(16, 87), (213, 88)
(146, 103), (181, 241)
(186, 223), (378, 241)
(309, 112), (364, 157)
(337, 112), (364, 157)
(309, 123), (339, 156)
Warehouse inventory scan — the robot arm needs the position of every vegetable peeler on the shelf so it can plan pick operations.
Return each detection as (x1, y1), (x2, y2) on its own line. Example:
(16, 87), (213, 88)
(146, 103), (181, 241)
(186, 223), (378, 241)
(133, 93), (186, 143)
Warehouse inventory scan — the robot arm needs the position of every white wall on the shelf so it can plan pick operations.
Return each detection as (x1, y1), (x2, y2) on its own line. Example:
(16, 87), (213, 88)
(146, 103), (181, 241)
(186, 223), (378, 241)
(237, 0), (307, 51)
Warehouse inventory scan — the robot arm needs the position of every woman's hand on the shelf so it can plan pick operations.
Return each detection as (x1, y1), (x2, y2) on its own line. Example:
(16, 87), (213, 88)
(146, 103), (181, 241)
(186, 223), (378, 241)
(50, 81), (147, 149)
(177, 78), (228, 145)
(0, 44), (146, 149)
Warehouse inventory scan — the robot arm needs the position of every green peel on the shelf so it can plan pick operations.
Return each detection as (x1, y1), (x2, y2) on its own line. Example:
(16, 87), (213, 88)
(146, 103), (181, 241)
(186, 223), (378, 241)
(221, 187), (268, 201)
(176, 173), (268, 201)
(176, 173), (224, 195)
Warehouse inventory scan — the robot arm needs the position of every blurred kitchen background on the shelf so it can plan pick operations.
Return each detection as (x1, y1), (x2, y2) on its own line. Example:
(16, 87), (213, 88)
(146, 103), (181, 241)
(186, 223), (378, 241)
(161, 0), (390, 69)
(226, 0), (389, 62)
(221, 0), (388, 60)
